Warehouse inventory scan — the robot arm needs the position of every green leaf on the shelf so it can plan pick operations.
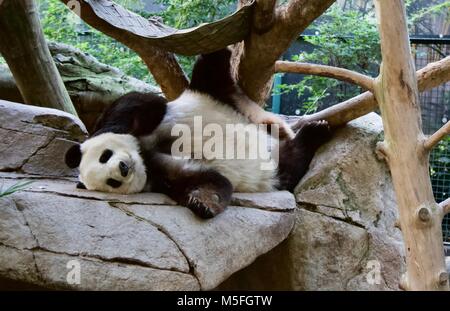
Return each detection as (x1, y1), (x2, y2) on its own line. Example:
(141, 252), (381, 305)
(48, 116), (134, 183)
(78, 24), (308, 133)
(0, 180), (34, 198)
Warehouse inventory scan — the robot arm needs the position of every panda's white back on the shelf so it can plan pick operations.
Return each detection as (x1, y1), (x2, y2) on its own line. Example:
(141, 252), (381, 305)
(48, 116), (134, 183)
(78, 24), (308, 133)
(141, 90), (279, 192)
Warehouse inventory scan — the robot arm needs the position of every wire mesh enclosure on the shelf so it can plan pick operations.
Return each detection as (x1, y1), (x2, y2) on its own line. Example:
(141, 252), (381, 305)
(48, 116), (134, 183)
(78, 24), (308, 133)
(412, 38), (450, 242)
(276, 36), (450, 242)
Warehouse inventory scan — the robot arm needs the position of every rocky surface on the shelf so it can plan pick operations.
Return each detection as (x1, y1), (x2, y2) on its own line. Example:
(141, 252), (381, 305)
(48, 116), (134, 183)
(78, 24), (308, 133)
(0, 99), (407, 290)
(0, 175), (295, 290)
(0, 100), (87, 176)
(0, 42), (161, 131)
(0, 99), (295, 290)
(219, 113), (406, 291)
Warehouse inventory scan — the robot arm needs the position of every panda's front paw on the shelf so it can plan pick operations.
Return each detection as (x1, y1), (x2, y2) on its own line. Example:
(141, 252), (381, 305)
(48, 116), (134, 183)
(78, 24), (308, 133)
(186, 188), (226, 219)
(297, 120), (332, 148)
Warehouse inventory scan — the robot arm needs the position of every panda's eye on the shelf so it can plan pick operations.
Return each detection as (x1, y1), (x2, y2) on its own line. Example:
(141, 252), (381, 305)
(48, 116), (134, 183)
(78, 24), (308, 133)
(106, 178), (122, 188)
(99, 149), (113, 163)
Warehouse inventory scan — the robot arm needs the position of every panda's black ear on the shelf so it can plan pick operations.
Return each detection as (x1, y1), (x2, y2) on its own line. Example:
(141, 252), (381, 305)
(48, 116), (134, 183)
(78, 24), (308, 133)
(76, 181), (87, 189)
(65, 144), (82, 168)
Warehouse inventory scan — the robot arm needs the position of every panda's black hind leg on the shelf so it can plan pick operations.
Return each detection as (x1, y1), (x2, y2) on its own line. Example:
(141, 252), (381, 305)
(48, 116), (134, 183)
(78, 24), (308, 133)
(145, 152), (233, 219)
(170, 169), (233, 219)
(277, 120), (332, 192)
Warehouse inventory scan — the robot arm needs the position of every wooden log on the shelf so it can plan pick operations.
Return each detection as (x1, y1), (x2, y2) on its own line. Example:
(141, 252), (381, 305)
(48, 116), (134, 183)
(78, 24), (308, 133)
(0, 0), (76, 115)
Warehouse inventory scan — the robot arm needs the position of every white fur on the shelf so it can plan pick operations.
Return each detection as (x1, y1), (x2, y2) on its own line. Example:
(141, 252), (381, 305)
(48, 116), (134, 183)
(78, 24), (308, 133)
(79, 133), (147, 194)
(79, 90), (282, 194)
(141, 90), (279, 192)
(231, 93), (295, 140)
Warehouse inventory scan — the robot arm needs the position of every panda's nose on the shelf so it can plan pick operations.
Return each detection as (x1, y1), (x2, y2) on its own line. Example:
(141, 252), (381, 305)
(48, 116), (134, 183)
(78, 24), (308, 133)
(119, 161), (129, 177)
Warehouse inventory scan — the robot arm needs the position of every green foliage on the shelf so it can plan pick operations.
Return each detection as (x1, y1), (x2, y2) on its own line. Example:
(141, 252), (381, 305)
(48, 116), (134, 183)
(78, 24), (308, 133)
(430, 135), (450, 202)
(153, 0), (235, 77)
(39, 0), (154, 84)
(276, 5), (381, 114)
(35, 0), (237, 82)
(0, 180), (34, 198)
(155, 0), (235, 29)
(406, 0), (450, 28)
(275, 1), (449, 115)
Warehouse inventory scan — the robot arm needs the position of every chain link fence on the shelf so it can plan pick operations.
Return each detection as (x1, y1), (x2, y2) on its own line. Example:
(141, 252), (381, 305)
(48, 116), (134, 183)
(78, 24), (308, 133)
(412, 38), (450, 242)
(276, 36), (450, 242)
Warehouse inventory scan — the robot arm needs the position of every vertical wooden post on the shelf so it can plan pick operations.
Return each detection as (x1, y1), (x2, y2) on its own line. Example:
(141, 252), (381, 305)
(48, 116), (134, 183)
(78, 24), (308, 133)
(374, 0), (448, 290)
(0, 0), (77, 115)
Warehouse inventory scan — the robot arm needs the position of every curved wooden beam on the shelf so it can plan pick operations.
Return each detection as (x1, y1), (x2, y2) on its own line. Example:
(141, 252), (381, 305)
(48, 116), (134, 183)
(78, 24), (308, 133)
(64, 0), (254, 56)
(275, 61), (375, 92)
(61, 0), (188, 100)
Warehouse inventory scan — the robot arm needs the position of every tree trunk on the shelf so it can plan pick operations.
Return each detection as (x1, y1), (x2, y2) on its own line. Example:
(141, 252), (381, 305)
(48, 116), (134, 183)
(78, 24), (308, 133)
(373, 0), (448, 291)
(0, 0), (76, 115)
(232, 0), (336, 104)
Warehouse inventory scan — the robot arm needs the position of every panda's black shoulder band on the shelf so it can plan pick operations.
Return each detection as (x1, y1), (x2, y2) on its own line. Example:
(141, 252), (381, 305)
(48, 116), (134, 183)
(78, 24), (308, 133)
(92, 92), (168, 137)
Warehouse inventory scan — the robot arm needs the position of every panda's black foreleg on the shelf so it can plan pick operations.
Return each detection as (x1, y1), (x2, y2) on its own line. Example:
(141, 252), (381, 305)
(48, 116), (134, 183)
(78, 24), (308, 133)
(176, 169), (233, 219)
(276, 120), (332, 192)
(145, 152), (233, 219)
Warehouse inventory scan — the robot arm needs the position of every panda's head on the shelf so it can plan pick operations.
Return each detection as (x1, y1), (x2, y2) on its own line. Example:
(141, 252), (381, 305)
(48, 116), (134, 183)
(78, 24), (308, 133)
(65, 133), (147, 194)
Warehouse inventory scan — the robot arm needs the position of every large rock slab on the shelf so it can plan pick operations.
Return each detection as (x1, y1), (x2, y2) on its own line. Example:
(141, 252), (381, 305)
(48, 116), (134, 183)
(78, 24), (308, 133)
(219, 113), (406, 291)
(0, 174), (295, 290)
(0, 100), (87, 176)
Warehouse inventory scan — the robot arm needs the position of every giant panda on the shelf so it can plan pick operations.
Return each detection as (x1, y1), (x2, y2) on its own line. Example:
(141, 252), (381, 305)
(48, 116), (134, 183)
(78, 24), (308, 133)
(65, 48), (332, 219)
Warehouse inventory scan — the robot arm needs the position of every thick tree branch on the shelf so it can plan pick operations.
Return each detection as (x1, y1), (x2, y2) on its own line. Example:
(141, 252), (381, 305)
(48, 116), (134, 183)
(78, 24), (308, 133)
(233, 0), (336, 104)
(416, 55), (450, 91)
(292, 56), (450, 129)
(424, 121), (450, 151)
(275, 61), (375, 92)
(440, 198), (450, 216)
(60, 0), (188, 100)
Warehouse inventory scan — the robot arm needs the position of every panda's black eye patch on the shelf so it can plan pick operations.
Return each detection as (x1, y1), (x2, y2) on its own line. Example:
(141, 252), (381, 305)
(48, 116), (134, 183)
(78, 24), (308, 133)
(99, 149), (113, 163)
(106, 178), (122, 188)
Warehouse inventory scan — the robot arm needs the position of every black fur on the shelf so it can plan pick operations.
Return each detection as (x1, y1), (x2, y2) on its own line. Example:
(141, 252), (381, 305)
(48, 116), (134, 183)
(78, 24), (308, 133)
(277, 120), (332, 191)
(65, 144), (82, 169)
(99, 149), (113, 163)
(144, 152), (233, 219)
(76, 181), (86, 189)
(189, 48), (239, 105)
(64, 92), (167, 169)
(93, 92), (167, 137)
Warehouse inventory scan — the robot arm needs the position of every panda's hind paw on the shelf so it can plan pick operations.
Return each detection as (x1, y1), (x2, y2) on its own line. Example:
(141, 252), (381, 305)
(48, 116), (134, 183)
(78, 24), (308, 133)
(186, 188), (226, 219)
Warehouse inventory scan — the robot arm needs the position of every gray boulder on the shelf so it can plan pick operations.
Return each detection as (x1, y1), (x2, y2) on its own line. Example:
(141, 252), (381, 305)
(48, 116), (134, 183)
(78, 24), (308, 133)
(0, 176), (295, 290)
(0, 100), (87, 176)
(0, 42), (161, 131)
(218, 113), (406, 290)
(0, 101), (295, 290)
(0, 100), (406, 290)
